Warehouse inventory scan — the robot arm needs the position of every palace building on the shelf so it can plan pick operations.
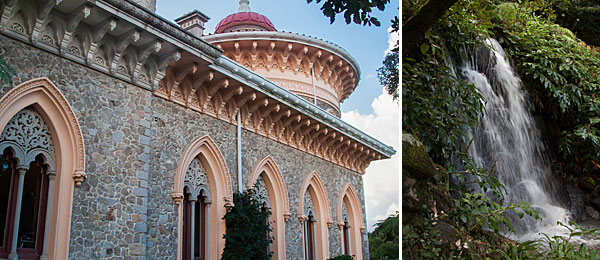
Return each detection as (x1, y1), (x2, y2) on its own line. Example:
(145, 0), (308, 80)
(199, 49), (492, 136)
(0, 0), (395, 259)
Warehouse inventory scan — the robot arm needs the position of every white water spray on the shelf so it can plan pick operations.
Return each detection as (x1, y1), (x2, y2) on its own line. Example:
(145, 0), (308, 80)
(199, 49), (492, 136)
(461, 38), (573, 240)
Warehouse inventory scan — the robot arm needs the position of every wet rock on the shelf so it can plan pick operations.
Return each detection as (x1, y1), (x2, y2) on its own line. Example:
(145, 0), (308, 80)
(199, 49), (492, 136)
(586, 206), (600, 220)
(591, 197), (600, 212)
(579, 178), (596, 193)
(567, 181), (585, 221)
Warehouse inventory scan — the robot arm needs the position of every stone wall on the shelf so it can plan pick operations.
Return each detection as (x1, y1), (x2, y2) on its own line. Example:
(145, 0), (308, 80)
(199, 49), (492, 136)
(0, 35), (369, 259)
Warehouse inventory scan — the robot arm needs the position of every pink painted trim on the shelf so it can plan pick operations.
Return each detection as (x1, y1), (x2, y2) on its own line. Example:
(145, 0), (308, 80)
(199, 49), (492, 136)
(173, 135), (232, 260)
(247, 155), (289, 260)
(298, 171), (331, 260)
(0, 77), (86, 259)
(336, 183), (365, 260)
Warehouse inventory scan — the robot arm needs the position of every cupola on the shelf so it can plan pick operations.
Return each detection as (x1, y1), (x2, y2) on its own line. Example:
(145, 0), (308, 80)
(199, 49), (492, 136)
(214, 0), (276, 34)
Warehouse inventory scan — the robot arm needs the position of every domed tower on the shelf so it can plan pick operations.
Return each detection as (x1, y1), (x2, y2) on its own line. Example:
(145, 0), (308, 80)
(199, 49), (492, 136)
(201, 0), (360, 117)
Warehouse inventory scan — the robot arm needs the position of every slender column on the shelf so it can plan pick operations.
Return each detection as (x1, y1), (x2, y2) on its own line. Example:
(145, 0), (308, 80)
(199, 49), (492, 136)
(189, 196), (197, 260)
(205, 202), (211, 259)
(39, 170), (56, 260)
(8, 165), (28, 260)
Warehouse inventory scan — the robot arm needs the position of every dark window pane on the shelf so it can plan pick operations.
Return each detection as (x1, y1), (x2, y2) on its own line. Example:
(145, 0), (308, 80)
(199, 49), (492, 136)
(0, 158), (13, 248)
(17, 165), (43, 249)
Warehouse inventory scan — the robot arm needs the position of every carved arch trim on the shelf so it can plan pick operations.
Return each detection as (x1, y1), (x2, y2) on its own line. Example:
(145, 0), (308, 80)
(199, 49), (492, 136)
(336, 182), (365, 260)
(298, 170), (332, 260)
(336, 183), (365, 231)
(0, 77), (86, 259)
(0, 77), (86, 184)
(247, 155), (290, 260)
(172, 135), (232, 260)
(247, 155), (290, 219)
(298, 170), (332, 224)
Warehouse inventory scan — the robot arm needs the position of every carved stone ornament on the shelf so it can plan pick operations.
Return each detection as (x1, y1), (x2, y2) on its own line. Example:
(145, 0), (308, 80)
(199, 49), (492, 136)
(254, 175), (270, 208)
(1, 107), (55, 155)
(303, 189), (314, 220)
(184, 157), (209, 197)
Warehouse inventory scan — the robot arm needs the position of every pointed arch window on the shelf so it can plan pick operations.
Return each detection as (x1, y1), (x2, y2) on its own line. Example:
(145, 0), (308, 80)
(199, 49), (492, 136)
(304, 210), (316, 260)
(342, 217), (350, 256)
(0, 107), (56, 260)
(182, 157), (211, 260)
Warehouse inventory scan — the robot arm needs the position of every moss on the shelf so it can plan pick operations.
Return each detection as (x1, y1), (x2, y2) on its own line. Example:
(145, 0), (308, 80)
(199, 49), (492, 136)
(402, 133), (437, 180)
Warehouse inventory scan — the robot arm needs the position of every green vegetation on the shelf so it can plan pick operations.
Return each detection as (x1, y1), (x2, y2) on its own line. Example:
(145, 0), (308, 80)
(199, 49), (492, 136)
(369, 212), (399, 259)
(496, 2), (600, 175)
(403, 0), (600, 258)
(305, 0), (390, 26)
(221, 188), (272, 260)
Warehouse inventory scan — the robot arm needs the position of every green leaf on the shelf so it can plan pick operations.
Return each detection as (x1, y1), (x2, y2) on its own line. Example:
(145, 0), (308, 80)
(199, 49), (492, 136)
(420, 43), (430, 54)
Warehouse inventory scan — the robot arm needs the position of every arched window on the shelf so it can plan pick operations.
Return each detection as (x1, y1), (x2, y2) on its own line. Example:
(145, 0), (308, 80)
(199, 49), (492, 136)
(336, 183), (366, 260)
(0, 107), (55, 260)
(173, 135), (232, 260)
(0, 78), (86, 259)
(247, 156), (290, 260)
(298, 171), (332, 260)
(342, 217), (350, 256)
(182, 157), (211, 260)
(304, 210), (316, 260)
(254, 176), (271, 256)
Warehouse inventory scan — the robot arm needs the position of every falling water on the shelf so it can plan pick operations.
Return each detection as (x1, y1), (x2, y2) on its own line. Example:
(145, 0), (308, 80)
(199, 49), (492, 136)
(460, 38), (571, 240)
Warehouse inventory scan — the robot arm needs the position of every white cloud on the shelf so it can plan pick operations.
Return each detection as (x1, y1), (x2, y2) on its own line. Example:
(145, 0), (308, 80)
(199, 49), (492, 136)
(384, 26), (399, 56)
(342, 92), (399, 231)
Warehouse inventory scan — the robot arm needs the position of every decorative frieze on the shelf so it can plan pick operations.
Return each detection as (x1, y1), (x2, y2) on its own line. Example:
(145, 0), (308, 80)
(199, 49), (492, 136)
(0, 0), (192, 91)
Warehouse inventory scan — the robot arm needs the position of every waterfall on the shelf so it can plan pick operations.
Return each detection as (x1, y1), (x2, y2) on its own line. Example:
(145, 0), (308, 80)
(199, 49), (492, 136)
(460, 38), (571, 240)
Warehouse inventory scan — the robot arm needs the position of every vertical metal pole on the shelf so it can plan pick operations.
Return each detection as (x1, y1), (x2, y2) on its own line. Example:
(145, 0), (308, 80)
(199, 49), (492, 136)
(311, 66), (317, 105)
(237, 111), (243, 193)
(8, 165), (28, 260)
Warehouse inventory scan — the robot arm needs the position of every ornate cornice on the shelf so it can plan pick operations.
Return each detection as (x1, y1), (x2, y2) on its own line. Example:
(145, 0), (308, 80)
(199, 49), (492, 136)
(204, 31), (360, 103)
(0, 0), (217, 91)
(0, 0), (396, 174)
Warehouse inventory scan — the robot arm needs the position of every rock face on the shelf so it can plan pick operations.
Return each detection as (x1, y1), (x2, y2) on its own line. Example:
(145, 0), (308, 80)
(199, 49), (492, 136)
(0, 35), (369, 259)
(402, 134), (452, 225)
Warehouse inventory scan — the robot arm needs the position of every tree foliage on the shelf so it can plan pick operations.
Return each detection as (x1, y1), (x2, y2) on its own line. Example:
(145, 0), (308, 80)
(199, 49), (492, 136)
(305, 0), (389, 26)
(554, 0), (600, 46)
(496, 3), (600, 175)
(221, 188), (272, 260)
(377, 17), (399, 101)
(370, 212), (399, 260)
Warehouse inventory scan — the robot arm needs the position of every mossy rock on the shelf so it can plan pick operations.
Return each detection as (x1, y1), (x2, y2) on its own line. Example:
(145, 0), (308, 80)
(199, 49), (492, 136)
(403, 134), (437, 180)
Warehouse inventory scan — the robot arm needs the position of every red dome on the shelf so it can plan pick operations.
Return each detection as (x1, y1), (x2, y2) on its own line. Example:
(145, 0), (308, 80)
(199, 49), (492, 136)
(215, 12), (276, 34)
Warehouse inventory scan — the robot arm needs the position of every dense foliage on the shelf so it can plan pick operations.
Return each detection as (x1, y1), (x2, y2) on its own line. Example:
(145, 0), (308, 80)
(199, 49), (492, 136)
(402, 0), (495, 164)
(403, 0), (600, 258)
(369, 212), (399, 259)
(554, 0), (600, 46)
(221, 188), (272, 260)
(496, 3), (600, 175)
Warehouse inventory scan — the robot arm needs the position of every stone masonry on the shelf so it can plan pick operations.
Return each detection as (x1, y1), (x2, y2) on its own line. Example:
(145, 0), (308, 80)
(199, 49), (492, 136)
(0, 32), (369, 259)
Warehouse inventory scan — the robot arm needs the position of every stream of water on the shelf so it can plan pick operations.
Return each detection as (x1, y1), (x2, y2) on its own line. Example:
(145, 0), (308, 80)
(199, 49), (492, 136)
(460, 38), (578, 241)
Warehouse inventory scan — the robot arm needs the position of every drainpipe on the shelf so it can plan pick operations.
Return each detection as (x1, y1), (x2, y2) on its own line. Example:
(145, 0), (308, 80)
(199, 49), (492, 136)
(237, 110), (243, 193)
(311, 66), (317, 105)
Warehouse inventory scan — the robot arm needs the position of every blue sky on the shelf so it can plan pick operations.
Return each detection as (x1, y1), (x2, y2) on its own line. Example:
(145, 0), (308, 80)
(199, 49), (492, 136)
(155, 0), (399, 115)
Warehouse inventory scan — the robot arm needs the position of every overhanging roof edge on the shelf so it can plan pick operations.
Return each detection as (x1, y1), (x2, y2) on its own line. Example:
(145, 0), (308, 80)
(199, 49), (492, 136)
(210, 56), (396, 158)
